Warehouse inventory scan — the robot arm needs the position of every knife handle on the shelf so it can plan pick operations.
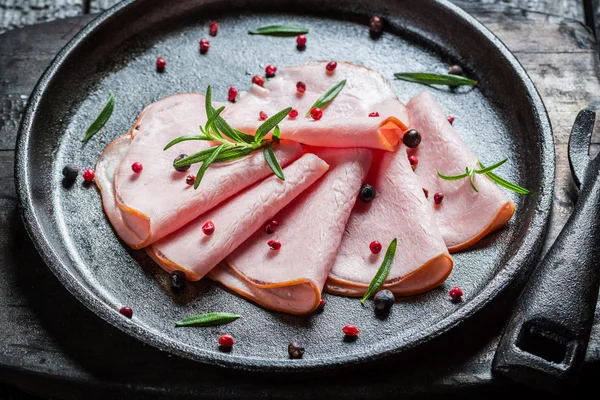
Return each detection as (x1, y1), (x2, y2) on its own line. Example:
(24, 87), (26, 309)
(492, 110), (600, 393)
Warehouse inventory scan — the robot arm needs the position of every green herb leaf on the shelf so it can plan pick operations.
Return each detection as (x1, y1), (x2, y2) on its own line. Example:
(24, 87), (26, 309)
(164, 134), (211, 151)
(305, 80), (346, 117)
(204, 105), (226, 133)
(175, 312), (240, 327)
(439, 160), (529, 195)
(272, 125), (281, 143)
(254, 107), (292, 143)
(174, 147), (221, 167)
(194, 144), (226, 189)
(82, 91), (115, 142)
(248, 25), (309, 36)
(468, 167), (479, 193)
(234, 129), (256, 143)
(479, 161), (530, 194)
(264, 144), (284, 180)
(204, 86), (245, 143)
(361, 238), (397, 304)
(394, 73), (478, 87)
(475, 158), (507, 174)
(438, 170), (469, 180)
(214, 146), (258, 163)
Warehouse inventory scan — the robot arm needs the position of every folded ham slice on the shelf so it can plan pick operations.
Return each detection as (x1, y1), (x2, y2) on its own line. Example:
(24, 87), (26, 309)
(96, 93), (302, 249)
(222, 61), (409, 150)
(209, 147), (373, 314)
(326, 147), (453, 296)
(146, 154), (329, 281)
(406, 92), (516, 251)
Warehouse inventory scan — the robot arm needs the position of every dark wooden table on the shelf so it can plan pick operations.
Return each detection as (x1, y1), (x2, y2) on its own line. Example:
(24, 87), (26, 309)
(2, 1), (600, 398)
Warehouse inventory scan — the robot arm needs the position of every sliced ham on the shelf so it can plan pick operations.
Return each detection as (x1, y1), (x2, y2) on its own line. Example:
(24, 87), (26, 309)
(406, 92), (516, 251)
(326, 147), (453, 296)
(146, 154), (329, 281)
(209, 147), (373, 314)
(96, 93), (302, 249)
(223, 61), (409, 151)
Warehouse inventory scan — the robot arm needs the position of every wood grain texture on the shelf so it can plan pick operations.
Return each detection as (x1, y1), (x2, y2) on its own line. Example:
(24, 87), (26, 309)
(0, 0), (82, 34)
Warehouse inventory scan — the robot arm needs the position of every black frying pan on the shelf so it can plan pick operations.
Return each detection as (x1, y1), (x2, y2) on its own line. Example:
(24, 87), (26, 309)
(15, 0), (554, 372)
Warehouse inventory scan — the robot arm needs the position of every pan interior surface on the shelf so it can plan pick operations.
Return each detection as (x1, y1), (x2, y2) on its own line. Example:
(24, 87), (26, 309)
(16, 0), (553, 370)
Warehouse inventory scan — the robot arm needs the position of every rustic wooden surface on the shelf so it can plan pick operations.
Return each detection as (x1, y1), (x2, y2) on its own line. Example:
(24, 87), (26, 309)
(1, 0), (600, 398)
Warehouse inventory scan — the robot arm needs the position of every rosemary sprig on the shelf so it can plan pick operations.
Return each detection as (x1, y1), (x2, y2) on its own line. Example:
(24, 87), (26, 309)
(82, 91), (114, 142)
(175, 312), (240, 327)
(361, 238), (397, 304)
(305, 79), (346, 117)
(248, 25), (309, 36)
(437, 159), (529, 194)
(167, 86), (290, 189)
(394, 73), (477, 87)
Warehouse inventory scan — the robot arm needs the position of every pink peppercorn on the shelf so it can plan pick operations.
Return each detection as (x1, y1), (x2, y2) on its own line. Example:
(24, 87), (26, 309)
(202, 221), (215, 235)
(449, 286), (463, 302)
(408, 155), (418, 171)
(265, 220), (279, 234)
(186, 175), (195, 185)
(218, 334), (234, 348)
(342, 324), (359, 337)
(265, 64), (277, 77)
(82, 169), (95, 182)
(259, 111), (268, 121)
(447, 116), (455, 125)
(268, 240), (281, 250)
(131, 162), (143, 174)
(369, 112), (379, 117)
(326, 61), (337, 72)
(296, 34), (307, 48)
(317, 299), (326, 311)
(289, 109), (298, 118)
(310, 108), (323, 121)
(252, 75), (265, 87)
(228, 87), (238, 102)
(434, 192), (444, 205)
(209, 21), (218, 36)
(156, 56), (166, 71)
(296, 81), (306, 93)
(119, 306), (133, 319)
(199, 38), (210, 53)
(369, 241), (382, 254)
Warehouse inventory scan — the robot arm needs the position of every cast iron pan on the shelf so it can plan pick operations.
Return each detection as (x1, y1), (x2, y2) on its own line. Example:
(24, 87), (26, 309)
(15, 0), (554, 371)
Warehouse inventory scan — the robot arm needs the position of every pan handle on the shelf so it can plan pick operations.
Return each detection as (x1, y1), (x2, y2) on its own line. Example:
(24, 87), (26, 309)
(492, 110), (600, 393)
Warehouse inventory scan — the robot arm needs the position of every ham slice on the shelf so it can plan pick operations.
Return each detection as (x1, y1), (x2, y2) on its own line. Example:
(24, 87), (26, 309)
(326, 147), (453, 296)
(406, 92), (516, 251)
(146, 154), (329, 281)
(96, 93), (302, 249)
(223, 61), (409, 150)
(209, 147), (373, 314)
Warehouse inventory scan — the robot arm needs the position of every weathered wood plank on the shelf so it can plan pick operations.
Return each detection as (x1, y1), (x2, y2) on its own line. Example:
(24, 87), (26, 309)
(0, 0), (83, 34)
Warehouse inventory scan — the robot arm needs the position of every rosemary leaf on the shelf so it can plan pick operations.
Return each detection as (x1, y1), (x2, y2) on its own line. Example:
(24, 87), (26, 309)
(175, 312), (240, 327)
(205, 86), (245, 143)
(273, 125), (281, 143)
(438, 170), (469, 180)
(305, 80), (347, 117)
(248, 25), (308, 36)
(264, 144), (285, 180)
(475, 158), (507, 174)
(82, 91), (115, 142)
(164, 134), (211, 151)
(174, 147), (222, 167)
(234, 129), (256, 143)
(468, 167), (479, 193)
(361, 238), (397, 304)
(484, 170), (530, 195)
(254, 107), (292, 143)
(214, 146), (258, 163)
(394, 73), (477, 87)
(204, 105), (226, 133)
(194, 144), (226, 189)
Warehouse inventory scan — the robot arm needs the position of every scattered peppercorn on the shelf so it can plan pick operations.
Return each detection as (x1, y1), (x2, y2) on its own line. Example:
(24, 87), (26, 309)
(252, 75), (265, 87)
(199, 38), (210, 53)
(265, 64), (277, 77)
(374, 289), (395, 312)
(447, 115), (455, 125)
(359, 184), (376, 202)
(131, 162), (143, 174)
(156, 56), (166, 71)
(448, 65), (463, 75)
(317, 298), (326, 311)
(449, 286), (463, 302)
(434, 192), (444, 205)
(268, 239), (281, 250)
(186, 175), (195, 186)
(62, 164), (79, 181)
(310, 107), (323, 120)
(296, 81), (306, 93)
(259, 111), (268, 121)
(218, 334), (235, 348)
(296, 34), (307, 48)
(119, 306), (133, 319)
(369, 241), (382, 254)
(265, 220), (279, 234)
(288, 109), (298, 118)
(326, 61), (337, 72)
(408, 155), (418, 171)
(342, 324), (359, 337)
(403, 129), (422, 148)
(174, 154), (190, 172)
(202, 221), (215, 235)
(82, 169), (95, 182)
(369, 16), (384, 33)
(209, 20), (219, 36)
(369, 111), (380, 117)
(423, 188), (429, 198)
(228, 87), (238, 102)
(171, 270), (186, 289)
(288, 342), (305, 359)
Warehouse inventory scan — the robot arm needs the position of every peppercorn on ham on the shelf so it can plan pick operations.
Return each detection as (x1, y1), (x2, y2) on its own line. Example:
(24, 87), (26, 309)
(222, 61), (409, 150)
(406, 92), (516, 251)
(326, 147), (454, 297)
(209, 147), (373, 314)
(95, 93), (302, 249)
(146, 154), (329, 281)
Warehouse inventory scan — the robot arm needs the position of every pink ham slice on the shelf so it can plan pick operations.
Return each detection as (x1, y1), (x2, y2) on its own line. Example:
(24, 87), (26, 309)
(208, 147), (373, 314)
(146, 154), (329, 281)
(325, 147), (453, 297)
(406, 92), (516, 252)
(96, 93), (302, 249)
(222, 61), (409, 150)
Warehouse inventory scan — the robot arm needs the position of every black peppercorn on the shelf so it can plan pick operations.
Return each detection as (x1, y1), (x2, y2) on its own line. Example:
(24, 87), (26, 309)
(288, 343), (305, 359)
(359, 184), (376, 202)
(369, 16), (384, 33)
(62, 164), (79, 182)
(402, 129), (422, 148)
(171, 270), (186, 289)
(174, 154), (190, 172)
(448, 65), (463, 76)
